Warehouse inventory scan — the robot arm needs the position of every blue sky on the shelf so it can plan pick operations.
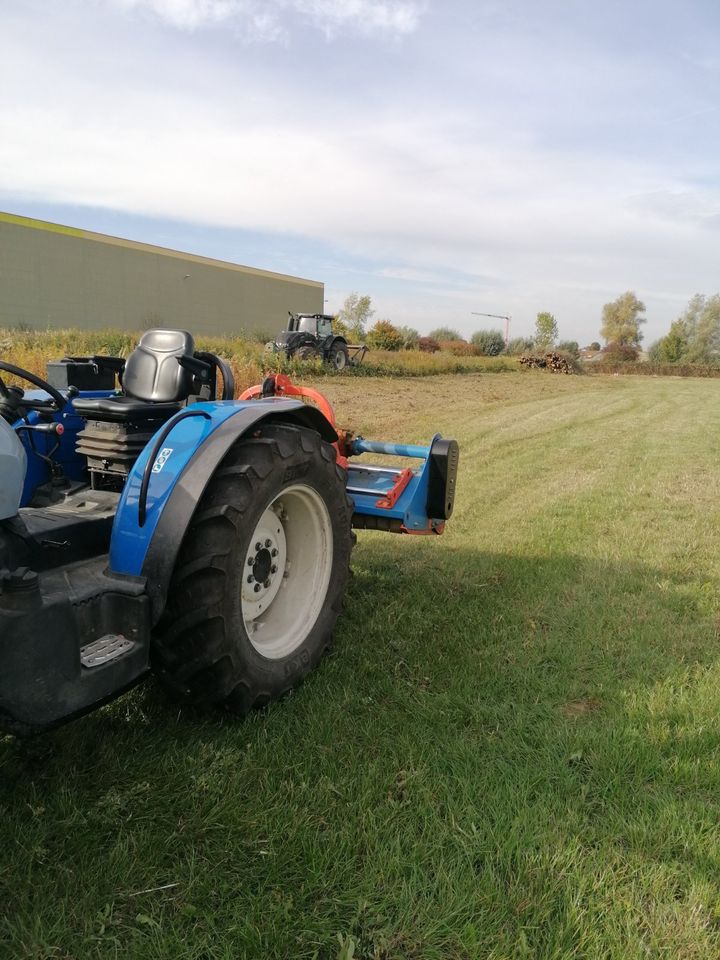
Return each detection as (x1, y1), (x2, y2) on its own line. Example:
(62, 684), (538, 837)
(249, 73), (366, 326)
(2, 0), (719, 343)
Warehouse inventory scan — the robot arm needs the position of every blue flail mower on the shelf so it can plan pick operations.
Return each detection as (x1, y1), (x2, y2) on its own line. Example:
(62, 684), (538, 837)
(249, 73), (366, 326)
(346, 436), (459, 534)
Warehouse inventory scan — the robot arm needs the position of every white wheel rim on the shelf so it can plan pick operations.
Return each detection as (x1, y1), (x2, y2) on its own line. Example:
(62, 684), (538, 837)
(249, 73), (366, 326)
(241, 484), (334, 659)
(335, 351), (347, 369)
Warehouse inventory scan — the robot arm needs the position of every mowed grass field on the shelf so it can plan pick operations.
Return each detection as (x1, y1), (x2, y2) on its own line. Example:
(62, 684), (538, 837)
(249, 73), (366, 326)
(3, 372), (720, 959)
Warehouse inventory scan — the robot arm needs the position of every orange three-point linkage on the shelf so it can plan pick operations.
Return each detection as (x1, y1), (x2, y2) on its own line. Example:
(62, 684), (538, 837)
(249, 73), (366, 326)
(239, 374), (350, 468)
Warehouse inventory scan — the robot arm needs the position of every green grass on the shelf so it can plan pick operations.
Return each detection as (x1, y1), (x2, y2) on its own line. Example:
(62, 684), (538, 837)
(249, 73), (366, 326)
(3, 373), (720, 958)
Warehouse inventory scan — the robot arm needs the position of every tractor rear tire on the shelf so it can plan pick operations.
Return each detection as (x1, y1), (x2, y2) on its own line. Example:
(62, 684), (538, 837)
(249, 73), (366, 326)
(329, 344), (349, 371)
(152, 423), (353, 714)
(295, 345), (318, 361)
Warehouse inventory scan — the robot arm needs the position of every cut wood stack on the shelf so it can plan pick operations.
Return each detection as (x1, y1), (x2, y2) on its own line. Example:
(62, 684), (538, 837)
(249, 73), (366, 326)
(519, 352), (574, 374)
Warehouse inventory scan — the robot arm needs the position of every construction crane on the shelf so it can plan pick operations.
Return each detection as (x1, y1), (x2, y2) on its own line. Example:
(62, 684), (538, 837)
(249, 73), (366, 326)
(471, 311), (511, 346)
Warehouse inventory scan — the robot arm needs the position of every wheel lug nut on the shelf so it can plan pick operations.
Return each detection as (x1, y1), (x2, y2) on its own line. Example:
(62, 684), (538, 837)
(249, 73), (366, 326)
(247, 575), (253, 583)
(247, 557), (254, 566)
(254, 583), (261, 593)
(271, 548), (278, 557)
(255, 542), (262, 551)
(264, 579), (271, 588)
(270, 565), (277, 574)
(265, 539), (272, 548)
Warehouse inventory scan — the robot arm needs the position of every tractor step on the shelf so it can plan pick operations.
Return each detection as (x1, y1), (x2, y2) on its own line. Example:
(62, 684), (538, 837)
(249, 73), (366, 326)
(0, 556), (150, 735)
(80, 633), (136, 667)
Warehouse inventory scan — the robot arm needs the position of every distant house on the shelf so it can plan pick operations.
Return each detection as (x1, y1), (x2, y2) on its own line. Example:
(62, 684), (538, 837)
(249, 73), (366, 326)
(0, 212), (323, 336)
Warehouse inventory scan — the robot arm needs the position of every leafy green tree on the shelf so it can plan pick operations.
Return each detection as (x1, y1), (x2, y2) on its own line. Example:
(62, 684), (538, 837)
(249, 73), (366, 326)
(557, 340), (580, 358)
(652, 321), (689, 362)
(506, 336), (535, 356)
(534, 312), (558, 351)
(600, 292), (646, 346)
(336, 293), (374, 341)
(679, 294), (720, 363)
(588, 341), (601, 352)
(429, 326), (463, 341)
(366, 320), (403, 351)
(471, 329), (505, 356)
(331, 315), (352, 340)
(644, 295), (720, 364)
(396, 325), (420, 349)
(647, 339), (663, 362)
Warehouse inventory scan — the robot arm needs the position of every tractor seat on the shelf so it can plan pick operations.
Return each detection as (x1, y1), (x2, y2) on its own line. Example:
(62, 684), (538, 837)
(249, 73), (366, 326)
(72, 394), (184, 423)
(72, 329), (196, 423)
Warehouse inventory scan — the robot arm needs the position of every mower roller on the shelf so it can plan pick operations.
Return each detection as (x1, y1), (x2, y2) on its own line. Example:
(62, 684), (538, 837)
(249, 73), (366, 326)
(0, 330), (458, 736)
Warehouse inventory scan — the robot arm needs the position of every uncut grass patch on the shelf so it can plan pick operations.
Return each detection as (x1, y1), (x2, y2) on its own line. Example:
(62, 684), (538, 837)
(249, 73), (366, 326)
(3, 374), (720, 958)
(0, 328), (521, 387)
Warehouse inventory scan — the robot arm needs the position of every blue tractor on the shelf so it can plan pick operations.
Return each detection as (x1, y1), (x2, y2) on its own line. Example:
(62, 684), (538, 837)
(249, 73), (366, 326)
(0, 330), (459, 735)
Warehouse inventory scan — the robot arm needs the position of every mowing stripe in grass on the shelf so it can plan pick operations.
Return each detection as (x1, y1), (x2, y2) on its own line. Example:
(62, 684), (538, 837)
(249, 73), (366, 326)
(3, 373), (720, 959)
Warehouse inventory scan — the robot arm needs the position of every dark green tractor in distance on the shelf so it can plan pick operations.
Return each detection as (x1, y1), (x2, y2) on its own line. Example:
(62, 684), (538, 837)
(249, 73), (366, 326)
(266, 313), (368, 371)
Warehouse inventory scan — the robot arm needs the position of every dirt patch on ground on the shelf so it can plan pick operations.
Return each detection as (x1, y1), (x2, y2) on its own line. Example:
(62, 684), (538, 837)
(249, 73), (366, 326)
(560, 698), (603, 718)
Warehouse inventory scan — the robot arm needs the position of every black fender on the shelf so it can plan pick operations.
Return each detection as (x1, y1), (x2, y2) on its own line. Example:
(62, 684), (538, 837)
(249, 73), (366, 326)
(141, 399), (337, 621)
(319, 335), (346, 359)
(285, 332), (317, 355)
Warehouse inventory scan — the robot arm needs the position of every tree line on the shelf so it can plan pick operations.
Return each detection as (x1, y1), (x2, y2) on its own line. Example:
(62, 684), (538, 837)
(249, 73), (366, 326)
(333, 293), (581, 357)
(334, 289), (720, 363)
(579, 290), (720, 364)
(647, 295), (720, 364)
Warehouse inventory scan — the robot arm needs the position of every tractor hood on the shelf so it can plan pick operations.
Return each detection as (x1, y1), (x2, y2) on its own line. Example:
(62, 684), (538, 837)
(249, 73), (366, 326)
(274, 330), (290, 347)
(0, 418), (26, 521)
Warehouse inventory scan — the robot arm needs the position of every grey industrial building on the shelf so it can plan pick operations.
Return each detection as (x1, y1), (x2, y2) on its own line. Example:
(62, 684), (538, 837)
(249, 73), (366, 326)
(0, 212), (324, 336)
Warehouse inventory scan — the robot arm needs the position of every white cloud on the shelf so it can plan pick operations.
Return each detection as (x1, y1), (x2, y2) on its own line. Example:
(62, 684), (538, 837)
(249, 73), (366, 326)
(377, 266), (448, 283)
(110, 0), (421, 37)
(2, 85), (708, 275)
(2, 0), (719, 341)
(627, 190), (720, 229)
(113, 0), (239, 29)
(291, 0), (420, 35)
(1, 72), (714, 339)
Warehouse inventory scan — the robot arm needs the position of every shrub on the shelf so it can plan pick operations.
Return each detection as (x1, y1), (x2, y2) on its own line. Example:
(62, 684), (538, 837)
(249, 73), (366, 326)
(506, 336), (535, 356)
(557, 340), (580, 358)
(602, 341), (639, 362)
(366, 320), (403, 351)
(471, 329), (505, 356)
(396, 326), (420, 350)
(588, 341), (601, 352)
(429, 326), (463, 341)
(418, 336), (440, 353)
(647, 339), (664, 362)
(439, 340), (477, 356)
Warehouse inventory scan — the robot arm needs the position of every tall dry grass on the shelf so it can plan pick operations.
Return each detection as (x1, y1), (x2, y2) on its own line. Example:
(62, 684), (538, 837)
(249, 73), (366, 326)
(0, 327), (521, 393)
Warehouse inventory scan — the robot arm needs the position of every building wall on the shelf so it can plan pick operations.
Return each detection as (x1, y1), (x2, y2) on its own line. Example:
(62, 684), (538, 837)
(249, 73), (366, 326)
(0, 212), (324, 336)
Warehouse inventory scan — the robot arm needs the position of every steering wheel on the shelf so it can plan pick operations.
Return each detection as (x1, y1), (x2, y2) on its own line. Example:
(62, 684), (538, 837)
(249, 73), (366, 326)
(0, 360), (67, 416)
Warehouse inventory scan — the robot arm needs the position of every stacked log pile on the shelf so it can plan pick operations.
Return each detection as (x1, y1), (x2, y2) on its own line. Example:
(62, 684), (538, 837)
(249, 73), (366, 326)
(519, 352), (574, 374)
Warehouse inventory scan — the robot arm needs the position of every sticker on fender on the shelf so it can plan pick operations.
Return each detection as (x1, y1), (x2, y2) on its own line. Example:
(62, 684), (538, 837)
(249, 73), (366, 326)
(152, 447), (173, 473)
